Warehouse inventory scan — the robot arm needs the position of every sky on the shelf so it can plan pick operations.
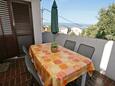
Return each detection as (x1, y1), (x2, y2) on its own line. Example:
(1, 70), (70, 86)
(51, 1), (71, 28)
(41, 0), (115, 24)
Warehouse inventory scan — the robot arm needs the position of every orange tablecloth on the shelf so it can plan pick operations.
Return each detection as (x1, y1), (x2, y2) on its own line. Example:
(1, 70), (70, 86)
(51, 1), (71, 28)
(29, 43), (95, 86)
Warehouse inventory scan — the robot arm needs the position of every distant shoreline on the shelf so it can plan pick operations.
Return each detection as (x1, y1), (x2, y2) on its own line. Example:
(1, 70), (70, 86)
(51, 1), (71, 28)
(43, 22), (90, 29)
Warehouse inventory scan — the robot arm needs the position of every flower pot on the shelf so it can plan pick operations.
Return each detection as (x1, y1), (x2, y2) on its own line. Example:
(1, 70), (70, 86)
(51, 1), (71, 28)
(51, 47), (58, 53)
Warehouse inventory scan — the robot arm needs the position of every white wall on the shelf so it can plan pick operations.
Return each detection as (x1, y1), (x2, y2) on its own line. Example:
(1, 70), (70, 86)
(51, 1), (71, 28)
(106, 43), (115, 80)
(42, 32), (53, 43)
(31, 0), (42, 44)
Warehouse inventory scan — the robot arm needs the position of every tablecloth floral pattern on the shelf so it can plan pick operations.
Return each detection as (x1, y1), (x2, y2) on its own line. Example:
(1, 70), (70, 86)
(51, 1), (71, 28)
(29, 43), (95, 86)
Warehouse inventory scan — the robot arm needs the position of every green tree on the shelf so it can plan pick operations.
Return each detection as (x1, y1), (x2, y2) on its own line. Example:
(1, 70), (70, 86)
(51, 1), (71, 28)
(96, 4), (115, 40)
(81, 25), (98, 38)
(82, 3), (115, 40)
(69, 31), (76, 36)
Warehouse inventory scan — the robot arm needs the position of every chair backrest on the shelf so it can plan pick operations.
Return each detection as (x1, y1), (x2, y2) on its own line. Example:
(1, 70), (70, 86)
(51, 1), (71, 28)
(22, 46), (28, 55)
(77, 44), (95, 59)
(64, 40), (76, 51)
(22, 46), (43, 86)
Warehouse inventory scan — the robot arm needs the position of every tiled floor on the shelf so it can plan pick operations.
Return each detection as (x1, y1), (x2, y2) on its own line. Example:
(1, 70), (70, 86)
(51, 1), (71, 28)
(0, 58), (115, 86)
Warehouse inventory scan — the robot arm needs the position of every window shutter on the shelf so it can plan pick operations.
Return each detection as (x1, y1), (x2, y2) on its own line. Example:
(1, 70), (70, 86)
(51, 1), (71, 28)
(0, 0), (12, 35)
(0, 17), (3, 35)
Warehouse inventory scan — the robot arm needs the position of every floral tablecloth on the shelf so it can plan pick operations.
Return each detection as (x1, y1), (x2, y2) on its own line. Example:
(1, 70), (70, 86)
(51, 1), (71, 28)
(29, 43), (95, 86)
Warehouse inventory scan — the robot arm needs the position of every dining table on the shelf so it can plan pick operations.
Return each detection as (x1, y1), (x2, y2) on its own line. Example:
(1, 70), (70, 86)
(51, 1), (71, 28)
(29, 43), (95, 86)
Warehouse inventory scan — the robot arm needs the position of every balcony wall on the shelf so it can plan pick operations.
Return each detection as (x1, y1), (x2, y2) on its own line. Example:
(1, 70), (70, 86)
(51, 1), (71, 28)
(106, 42), (115, 80)
(31, 0), (42, 44)
(42, 32), (115, 81)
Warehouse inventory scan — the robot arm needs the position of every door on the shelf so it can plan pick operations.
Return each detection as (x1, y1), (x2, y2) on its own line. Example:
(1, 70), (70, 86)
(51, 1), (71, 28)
(0, 17), (6, 61)
(12, 1), (34, 54)
(0, 0), (18, 61)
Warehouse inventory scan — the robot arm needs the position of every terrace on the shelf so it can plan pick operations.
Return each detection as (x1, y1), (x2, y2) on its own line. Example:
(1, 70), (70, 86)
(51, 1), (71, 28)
(0, 0), (115, 86)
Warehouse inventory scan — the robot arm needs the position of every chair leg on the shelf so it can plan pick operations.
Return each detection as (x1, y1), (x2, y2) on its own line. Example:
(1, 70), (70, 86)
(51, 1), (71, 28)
(30, 77), (34, 86)
(30, 76), (39, 86)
